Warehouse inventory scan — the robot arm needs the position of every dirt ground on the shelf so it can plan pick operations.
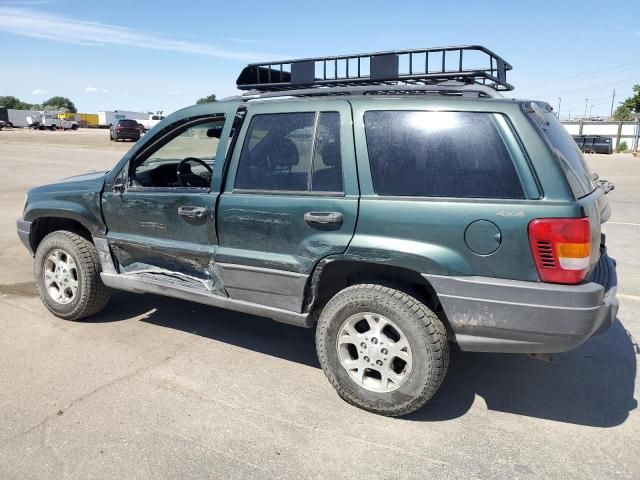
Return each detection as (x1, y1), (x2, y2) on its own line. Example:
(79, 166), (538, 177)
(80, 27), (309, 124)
(0, 127), (137, 149)
(0, 129), (638, 479)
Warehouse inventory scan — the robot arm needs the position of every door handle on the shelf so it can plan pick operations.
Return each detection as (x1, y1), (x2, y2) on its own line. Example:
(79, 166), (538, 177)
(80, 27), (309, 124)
(304, 211), (343, 225)
(178, 206), (208, 218)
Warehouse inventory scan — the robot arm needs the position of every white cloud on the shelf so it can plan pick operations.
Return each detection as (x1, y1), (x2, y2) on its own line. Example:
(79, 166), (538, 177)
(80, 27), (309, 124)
(227, 37), (258, 44)
(167, 91), (182, 95)
(85, 86), (98, 92)
(0, 7), (280, 60)
(102, 89), (109, 93)
(31, 88), (47, 95)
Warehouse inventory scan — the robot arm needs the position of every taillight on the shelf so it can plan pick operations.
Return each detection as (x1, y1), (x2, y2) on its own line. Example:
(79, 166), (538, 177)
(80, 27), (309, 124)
(528, 218), (591, 284)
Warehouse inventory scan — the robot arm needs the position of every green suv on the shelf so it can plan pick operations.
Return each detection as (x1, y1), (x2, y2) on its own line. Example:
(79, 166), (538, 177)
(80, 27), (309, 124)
(16, 46), (618, 416)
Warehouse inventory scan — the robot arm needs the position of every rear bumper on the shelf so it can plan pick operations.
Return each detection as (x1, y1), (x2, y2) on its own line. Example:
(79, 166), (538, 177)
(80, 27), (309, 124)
(17, 218), (33, 256)
(424, 253), (618, 353)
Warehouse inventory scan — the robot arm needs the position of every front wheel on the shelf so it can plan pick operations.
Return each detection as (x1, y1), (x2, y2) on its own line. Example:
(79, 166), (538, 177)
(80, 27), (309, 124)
(316, 284), (449, 416)
(34, 231), (111, 320)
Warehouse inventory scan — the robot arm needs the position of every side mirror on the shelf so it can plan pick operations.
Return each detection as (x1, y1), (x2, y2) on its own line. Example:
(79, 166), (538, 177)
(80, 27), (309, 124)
(113, 175), (126, 193)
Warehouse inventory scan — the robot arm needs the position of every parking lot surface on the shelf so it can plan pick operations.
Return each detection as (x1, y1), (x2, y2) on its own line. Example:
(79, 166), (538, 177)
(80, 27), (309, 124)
(0, 129), (638, 479)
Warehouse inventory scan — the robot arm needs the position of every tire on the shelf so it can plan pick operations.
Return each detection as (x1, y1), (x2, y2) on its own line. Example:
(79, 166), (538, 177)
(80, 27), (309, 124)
(316, 284), (449, 416)
(71, 124), (78, 131)
(6, 122), (13, 129)
(34, 231), (111, 320)
(109, 132), (114, 141)
(50, 125), (56, 131)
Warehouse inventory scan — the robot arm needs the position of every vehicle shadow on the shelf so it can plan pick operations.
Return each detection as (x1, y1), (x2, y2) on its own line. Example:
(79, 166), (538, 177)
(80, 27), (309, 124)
(95, 291), (637, 427)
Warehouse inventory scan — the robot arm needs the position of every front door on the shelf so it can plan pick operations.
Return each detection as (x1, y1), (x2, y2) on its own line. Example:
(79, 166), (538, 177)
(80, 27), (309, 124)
(101, 114), (231, 292)
(216, 100), (358, 312)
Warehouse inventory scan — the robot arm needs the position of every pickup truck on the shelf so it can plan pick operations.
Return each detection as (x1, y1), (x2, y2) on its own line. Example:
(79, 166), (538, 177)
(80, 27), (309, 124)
(27, 112), (78, 131)
(136, 113), (165, 132)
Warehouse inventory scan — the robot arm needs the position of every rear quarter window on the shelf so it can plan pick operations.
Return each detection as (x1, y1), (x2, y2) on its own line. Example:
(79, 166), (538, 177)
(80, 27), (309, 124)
(524, 102), (595, 198)
(363, 111), (525, 199)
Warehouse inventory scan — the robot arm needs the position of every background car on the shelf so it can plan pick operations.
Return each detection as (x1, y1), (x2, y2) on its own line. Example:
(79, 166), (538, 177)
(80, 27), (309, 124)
(110, 119), (141, 142)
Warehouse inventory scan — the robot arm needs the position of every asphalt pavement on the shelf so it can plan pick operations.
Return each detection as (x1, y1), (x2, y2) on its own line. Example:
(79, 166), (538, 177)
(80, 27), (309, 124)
(0, 129), (638, 479)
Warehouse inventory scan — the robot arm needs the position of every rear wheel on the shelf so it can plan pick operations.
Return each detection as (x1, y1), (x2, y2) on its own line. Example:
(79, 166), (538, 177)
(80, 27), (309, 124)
(316, 284), (449, 416)
(49, 125), (56, 131)
(34, 231), (111, 320)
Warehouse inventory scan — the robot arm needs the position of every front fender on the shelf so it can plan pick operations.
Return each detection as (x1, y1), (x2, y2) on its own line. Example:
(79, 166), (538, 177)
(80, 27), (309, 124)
(24, 198), (106, 236)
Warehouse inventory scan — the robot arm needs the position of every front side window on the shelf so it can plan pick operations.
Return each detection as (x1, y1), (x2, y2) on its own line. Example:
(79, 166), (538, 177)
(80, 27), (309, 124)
(364, 111), (525, 199)
(132, 119), (223, 189)
(235, 112), (343, 193)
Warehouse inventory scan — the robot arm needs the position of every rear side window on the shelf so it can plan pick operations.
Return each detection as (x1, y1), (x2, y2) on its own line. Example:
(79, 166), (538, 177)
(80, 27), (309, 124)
(235, 112), (343, 193)
(364, 111), (524, 199)
(525, 102), (595, 198)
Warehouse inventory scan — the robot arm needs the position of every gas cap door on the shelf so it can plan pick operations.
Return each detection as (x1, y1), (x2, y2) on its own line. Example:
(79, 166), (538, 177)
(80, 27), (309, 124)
(464, 220), (502, 255)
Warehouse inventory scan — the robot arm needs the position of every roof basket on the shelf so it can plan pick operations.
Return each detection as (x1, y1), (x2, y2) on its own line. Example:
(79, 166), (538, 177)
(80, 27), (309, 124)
(236, 45), (513, 92)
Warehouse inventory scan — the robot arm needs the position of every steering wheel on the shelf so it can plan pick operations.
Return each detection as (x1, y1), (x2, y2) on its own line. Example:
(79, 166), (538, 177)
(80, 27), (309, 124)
(176, 157), (213, 188)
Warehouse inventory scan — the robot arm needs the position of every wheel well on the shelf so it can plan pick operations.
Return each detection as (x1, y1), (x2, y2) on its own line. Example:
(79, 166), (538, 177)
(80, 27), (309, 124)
(310, 260), (449, 330)
(30, 217), (92, 252)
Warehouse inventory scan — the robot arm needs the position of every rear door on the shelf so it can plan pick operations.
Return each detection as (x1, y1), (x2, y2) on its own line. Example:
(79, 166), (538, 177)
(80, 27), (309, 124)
(215, 100), (358, 312)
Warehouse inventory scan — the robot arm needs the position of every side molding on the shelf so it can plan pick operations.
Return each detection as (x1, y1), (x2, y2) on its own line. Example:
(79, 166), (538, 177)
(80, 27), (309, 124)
(100, 272), (313, 328)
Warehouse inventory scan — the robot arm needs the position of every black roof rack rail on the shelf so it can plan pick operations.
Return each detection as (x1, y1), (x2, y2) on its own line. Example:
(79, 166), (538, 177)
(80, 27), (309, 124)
(236, 45), (513, 92)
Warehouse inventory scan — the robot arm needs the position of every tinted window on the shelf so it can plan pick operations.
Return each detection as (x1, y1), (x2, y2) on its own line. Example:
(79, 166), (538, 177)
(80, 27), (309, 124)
(235, 112), (344, 193)
(312, 112), (343, 192)
(119, 119), (138, 127)
(364, 111), (524, 199)
(525, 102), (595, 198)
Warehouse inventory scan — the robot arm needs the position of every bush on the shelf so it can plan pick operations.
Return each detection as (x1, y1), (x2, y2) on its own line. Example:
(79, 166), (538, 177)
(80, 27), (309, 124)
(617, 141), (628, 153)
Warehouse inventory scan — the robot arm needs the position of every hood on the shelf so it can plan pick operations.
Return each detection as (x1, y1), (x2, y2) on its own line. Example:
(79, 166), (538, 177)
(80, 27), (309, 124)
(28, 170), (109, 197)
(57, 170), (110, 183)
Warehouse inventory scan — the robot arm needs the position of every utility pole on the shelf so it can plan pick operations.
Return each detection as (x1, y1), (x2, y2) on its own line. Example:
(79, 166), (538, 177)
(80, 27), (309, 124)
(584, 98), (589, 118)
(557, 97), (562, 119)
(589, 105), (594, 118)
(610, 88), (616, 117)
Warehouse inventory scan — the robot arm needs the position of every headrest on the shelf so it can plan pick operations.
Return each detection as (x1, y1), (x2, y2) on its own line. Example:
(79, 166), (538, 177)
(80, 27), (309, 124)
(269, 137), (299, 167)
(321, 142), (340, 167)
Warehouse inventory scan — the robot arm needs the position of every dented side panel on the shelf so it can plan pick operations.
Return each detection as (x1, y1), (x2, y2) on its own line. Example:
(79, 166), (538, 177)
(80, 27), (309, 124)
(101, 191), (221, 290)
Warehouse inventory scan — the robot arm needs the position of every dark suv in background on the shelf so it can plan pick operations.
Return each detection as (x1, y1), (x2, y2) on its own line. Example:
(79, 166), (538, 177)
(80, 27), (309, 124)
(17, 46), (618, 416)
(110, 119), (141, 142)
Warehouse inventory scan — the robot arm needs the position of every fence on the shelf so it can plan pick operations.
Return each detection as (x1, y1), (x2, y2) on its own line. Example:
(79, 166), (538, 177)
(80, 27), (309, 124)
(561, 120), (640, 151)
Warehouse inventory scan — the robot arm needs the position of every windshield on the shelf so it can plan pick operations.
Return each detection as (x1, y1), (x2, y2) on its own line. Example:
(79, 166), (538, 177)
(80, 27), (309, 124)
(524, 102), (596, 198)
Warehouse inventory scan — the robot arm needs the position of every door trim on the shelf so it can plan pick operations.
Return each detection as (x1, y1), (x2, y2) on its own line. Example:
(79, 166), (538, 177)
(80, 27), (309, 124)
(216, 262), (308, 312)
(100, 272), (313, 328)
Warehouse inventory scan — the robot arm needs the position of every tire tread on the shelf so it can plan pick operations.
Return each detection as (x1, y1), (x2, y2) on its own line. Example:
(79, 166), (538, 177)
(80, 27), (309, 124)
(316, 283), (449, 416)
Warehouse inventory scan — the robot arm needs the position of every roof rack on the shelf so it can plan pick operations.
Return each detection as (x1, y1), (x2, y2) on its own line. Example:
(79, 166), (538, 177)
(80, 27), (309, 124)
(236, 45), (513, 93)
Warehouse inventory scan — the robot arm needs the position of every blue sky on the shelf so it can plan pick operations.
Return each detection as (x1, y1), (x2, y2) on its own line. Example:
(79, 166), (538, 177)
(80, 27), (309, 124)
(0, 0), (638, 118)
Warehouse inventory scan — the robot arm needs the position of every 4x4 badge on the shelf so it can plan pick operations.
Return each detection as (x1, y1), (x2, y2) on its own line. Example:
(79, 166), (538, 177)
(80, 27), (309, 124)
(496, 210), (525, 217)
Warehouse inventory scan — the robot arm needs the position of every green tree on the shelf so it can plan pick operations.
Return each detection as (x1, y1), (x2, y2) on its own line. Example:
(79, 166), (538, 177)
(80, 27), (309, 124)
(196, 93), (217, 104)
(42, 96), (77, 113)
(613, 105), (634, 121)
(0, 96), (34, 110)
(613, 84), (640, 120)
